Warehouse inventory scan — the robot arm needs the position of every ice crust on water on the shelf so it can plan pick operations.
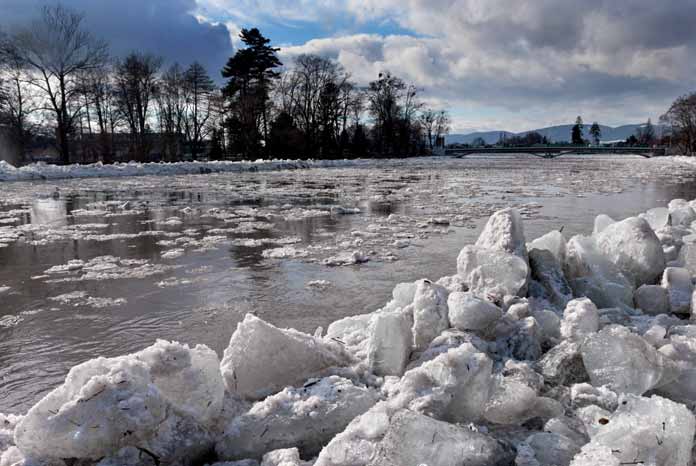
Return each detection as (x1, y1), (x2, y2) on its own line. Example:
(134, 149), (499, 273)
(220, 314), (352, 400)
(10, 202), (696, 465)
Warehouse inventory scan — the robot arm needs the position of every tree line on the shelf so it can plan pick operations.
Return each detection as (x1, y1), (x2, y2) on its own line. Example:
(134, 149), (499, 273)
(0, 5), (450, 165)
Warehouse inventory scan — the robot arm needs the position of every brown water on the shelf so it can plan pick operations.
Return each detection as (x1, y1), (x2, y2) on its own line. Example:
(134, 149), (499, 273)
(1, 155), (695, 413)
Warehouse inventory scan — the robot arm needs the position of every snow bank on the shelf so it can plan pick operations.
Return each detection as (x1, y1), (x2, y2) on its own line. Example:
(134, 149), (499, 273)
(8, 199), (696, 465)
(0, 157), (446, 182)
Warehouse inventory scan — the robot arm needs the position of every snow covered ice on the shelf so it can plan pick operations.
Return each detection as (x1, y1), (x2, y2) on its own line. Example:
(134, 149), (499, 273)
(8, 199), (696, 465)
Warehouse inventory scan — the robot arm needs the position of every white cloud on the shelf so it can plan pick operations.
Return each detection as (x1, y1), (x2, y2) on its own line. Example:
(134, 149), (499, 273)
(198, 0), (696, 130)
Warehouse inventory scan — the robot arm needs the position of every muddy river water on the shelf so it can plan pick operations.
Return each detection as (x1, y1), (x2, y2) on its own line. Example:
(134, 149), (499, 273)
(1, 154), (696, 412)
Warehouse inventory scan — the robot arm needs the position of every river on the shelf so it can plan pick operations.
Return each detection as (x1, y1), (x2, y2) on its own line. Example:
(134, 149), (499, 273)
(1, 154), (695, 412)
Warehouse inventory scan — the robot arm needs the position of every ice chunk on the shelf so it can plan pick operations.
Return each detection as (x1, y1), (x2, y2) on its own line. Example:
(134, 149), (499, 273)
(528, 230), (566, 263)
(136, 339), (224, 424)
(312, 402), (392, 466)
(544, 417), (590, 447)
(447, 292), (502, 333)
(594, 216), (666, 287)
(581, 326), (679, 395)
(406, 329), (488, 370)
(502, 360), (544, 393)
(0, 413), (21, 452)
(560, 298), (599, 340)
(457, 245), (529, 299)
(140, 412), (214, 466)
(536, 340), (589, 386)
(390, 282), (417, 308)
(570, 383), (618, 411)
(528, 248), (573, 308)
(322, 250), (369, 266)
(367, 311), (412, 376)
(411, 280), (449, 350)
(369, 409), (516, 466)
(397, 343), (493, 423)
(502, 316), (543, 361)
(564, 235), (633, 307)
(670, 205), (696, 227)
(261, 448), (307, 466)
(578, 394), (695, 466)
(569, 444), (620, 466)
(661, 267), (693, 315)
(656, 335), (696, 404)
(216, 376), (377, 460)
(669, 198), (689, 210)
(526, 432), (581, 466)
(0, 447), (67, 466)
(220, 314), (352, 400)
(532, 309), (561, 342)
(677, 235), (696, 275)
(642, 207), (670, 231)
(15, 357), (168, 459)
(634, 284), (670, 315)
(475, 207), (527, 259)
(483, 377), (562, 425)
(592, 214), (615, 235)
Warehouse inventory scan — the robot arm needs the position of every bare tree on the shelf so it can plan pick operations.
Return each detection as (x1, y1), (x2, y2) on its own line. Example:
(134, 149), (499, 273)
(0, 41), (40, 162)
(183, 62), (216, 160)
(419, 109), (437, 151)
(78, 65), (120, 162)
(661, 93), (696, 155)
(114, 52), (162, 161)
(434, 109), (451, 148)
(156, 63), (187, 161)
(7, 5), (108, 164)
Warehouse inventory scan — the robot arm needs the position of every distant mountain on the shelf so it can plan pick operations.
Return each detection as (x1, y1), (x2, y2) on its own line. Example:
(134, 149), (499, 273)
(447, 123), (663, 145)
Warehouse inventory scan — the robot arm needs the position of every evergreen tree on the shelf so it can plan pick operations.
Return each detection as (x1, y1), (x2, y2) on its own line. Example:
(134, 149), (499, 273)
(589, 122), (602, 145)
(221, 28), (281, 158)
(571, 116), (585, 145)
(637, 118), (655, 146)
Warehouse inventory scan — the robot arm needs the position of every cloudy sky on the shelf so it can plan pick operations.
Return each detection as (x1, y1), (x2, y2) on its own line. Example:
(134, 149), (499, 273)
(2, 0), (695, 133)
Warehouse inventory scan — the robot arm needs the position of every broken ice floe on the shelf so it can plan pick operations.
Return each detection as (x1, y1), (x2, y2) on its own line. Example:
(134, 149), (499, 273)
(8, 200), (696, 465)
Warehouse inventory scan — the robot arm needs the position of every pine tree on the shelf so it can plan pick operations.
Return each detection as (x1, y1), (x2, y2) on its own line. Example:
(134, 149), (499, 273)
(589, 122), (602, 146)
(571, 116), (585, 145)
(221, 29), (281, 158)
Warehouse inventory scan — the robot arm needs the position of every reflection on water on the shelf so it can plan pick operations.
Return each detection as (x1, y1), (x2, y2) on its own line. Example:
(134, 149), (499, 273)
(1, 155), (696, 413)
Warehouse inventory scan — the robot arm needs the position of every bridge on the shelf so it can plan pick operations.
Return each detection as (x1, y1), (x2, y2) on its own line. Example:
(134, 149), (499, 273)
(444, 146), (666, 159)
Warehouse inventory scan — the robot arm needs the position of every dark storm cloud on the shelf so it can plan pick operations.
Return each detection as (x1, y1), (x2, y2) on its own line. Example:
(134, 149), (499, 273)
(0, 0), (233, 78)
